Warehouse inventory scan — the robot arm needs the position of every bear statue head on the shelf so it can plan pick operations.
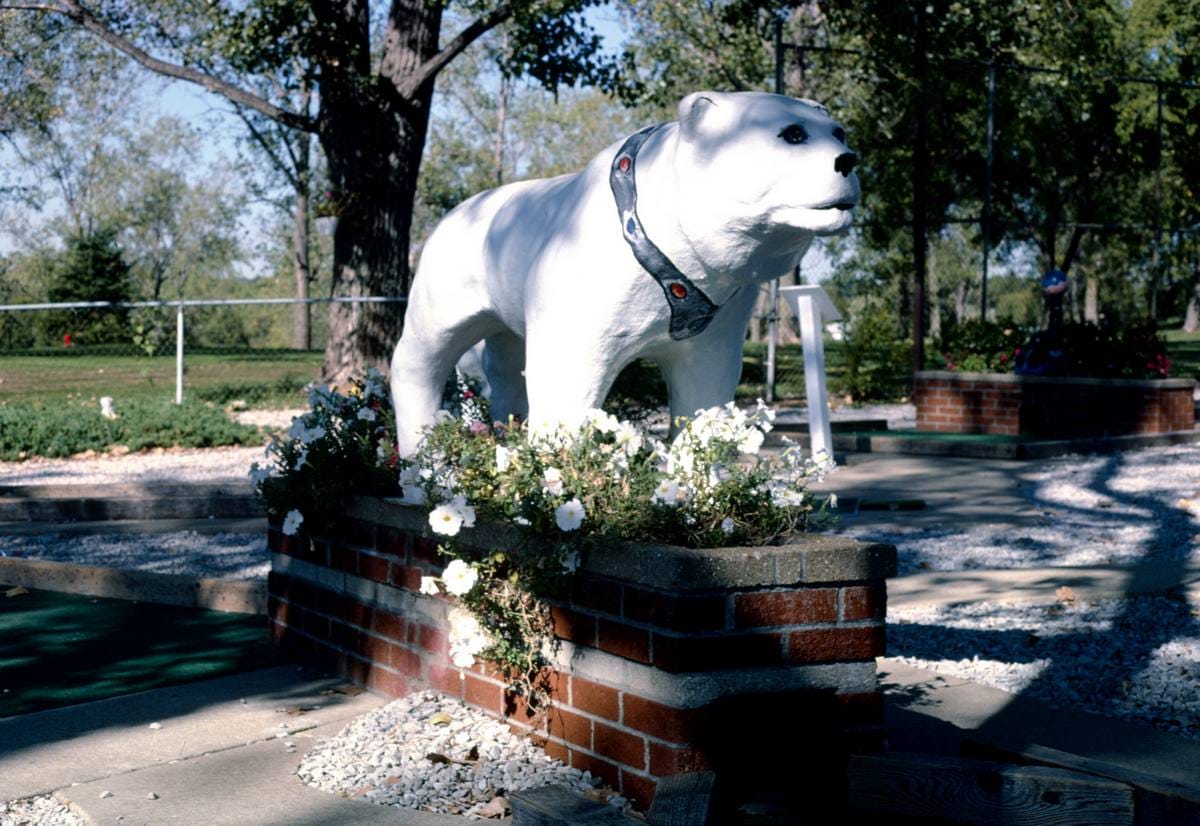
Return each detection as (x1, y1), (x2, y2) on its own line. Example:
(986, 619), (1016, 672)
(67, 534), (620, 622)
(672, 91), (859, 275)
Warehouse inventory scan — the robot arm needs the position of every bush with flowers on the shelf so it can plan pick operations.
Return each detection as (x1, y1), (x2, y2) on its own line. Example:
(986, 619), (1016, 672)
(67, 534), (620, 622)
(253, 369), (833, 704)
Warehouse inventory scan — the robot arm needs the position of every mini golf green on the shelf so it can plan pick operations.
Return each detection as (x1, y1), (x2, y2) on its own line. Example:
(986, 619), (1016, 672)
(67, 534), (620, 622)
(0, 585), (279, 718)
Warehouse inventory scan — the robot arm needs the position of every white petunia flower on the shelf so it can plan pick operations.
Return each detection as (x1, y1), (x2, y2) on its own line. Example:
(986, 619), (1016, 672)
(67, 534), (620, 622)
(249, 462), (271, 487)
(720, 517), (736, 535)
(542, 467), (564, 496)
(441, 559), (479, 597)
(450, 647), (476, 668)
(495, 445), (513, 472)
(829, 493), (839, 509)
(449, 494), (476, 528)
(282, 509), (304, 536)
(513, 515), (531, 526)
(356, 407), (377, 422)
(419, 576), (440, 596)
(738, 427), (765, 455)
(562, 549), (581, 574)
(651, 479), (681, 506)
(400, 484), (427, 506)
(585, 408), (620, 434)
(555, 498), (585, 531)
(614, 422), (644, 456)
(429, 503), (465, 536)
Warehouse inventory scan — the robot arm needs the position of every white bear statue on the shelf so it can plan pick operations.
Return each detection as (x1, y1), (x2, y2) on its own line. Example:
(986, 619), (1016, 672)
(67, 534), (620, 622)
(391, 90), (859, 455)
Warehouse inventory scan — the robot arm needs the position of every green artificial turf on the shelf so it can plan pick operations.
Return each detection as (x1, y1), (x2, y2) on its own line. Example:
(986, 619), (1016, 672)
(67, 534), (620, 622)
(0, 585), (278, 718)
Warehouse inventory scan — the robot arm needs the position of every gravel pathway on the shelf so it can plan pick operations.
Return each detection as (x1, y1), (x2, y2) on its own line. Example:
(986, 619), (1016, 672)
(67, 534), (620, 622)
(846, 444), (1200, 575)
(889, 593), (1200, 742)
(0, 531), (268, 580)
(0, 446), (267, 487)
(299, 691), (617, 820)
(0, 794), (85, 826)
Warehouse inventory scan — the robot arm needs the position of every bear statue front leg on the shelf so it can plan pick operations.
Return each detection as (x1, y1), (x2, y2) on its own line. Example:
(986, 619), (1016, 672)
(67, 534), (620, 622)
(521, 328), (631, 430)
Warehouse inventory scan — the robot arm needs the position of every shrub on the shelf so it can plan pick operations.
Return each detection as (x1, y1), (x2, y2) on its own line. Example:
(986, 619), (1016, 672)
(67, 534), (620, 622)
(937, 319), (1025, 373)
(844, 305), (912, 401)
(0, 398), (261, 460)
(193, 375), (311, 406)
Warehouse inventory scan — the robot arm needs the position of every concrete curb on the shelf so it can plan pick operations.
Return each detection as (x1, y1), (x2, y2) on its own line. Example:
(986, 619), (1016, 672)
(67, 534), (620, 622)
(0, 557), (265, 615)
(833, 428), (1200, 461)
(0, 482), (261, 522)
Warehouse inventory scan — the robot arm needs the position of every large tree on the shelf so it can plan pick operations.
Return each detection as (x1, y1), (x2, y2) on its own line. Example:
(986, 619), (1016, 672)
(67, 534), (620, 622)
(3, 1), (613, 383)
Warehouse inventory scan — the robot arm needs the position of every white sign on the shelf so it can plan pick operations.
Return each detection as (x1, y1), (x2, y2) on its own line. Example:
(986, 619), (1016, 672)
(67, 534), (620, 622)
(778, 285), (841, 464)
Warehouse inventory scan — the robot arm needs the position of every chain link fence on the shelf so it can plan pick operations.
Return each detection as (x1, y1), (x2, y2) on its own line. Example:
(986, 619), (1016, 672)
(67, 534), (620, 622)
(0, 297), (405, 408)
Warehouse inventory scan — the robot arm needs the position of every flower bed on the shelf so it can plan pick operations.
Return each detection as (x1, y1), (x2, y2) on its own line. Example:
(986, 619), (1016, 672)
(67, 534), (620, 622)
(267, 500), (895, 810)
(915, 371), (1196, 438)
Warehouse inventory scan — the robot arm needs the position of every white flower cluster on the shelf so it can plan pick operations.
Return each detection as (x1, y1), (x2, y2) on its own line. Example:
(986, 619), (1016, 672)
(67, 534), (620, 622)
(447, 607), (492, 668)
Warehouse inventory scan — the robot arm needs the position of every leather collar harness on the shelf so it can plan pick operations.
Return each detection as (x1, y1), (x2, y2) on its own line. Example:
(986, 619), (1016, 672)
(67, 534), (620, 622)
(609, 124), (720, 340)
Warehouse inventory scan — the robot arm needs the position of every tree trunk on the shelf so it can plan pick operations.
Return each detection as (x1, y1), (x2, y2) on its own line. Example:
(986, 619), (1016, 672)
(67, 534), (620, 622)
(1184, 261), (1200, 333)
(954, 280), (966, 325)
(928, 257), (940, 339)
(317, 0), (442, 387)
(291, 172), (311, 350)
(1084, 272), (1099, 323)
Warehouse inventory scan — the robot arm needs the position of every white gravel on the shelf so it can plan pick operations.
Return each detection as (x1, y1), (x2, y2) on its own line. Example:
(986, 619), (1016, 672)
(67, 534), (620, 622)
(0, 531), (267, 580)
(299, 691), (617, 819)
(889, 594), (1200, 741)
(0, 794), (85, 826)
(0, 445), (267, 487)
(848, 444), (1200, 574)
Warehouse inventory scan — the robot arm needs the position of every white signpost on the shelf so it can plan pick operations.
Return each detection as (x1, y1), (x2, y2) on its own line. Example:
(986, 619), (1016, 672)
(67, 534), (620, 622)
(778, 285), (842, 465)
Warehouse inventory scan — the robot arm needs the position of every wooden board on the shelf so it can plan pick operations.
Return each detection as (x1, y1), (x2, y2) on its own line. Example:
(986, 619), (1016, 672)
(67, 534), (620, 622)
(964, 739), (1200, 826)
(510, 785), (636, 825)
(848, 752), (1134, 824)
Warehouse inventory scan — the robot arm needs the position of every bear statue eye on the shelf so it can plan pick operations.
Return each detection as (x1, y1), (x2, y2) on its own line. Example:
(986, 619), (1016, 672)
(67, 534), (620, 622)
(778, 124), (808, 145)
(833, 127), (846, 143)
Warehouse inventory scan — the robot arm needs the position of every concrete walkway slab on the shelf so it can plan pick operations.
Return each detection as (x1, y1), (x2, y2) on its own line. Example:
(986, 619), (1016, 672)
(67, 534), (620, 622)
(881, 658), (1200, 797)
(0, 517), (265, 537)
(61, 718), (465, 826)
(0, 664), (383, 801)
(888, 562), (1200, 610)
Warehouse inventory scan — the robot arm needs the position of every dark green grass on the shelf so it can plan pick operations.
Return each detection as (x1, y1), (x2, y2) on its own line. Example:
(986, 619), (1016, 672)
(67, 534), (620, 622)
(0, 586), (279, 718)
(0, 350), (323, 408)
(1163, 330), (1200, 380)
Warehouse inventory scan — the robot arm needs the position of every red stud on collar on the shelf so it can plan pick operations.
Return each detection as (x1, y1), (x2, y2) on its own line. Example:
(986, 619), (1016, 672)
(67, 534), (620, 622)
(617, 156), (631, 174)
(670, 283), (688, 300)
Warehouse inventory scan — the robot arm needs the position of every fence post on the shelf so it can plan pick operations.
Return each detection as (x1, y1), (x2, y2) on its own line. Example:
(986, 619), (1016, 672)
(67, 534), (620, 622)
(175, 301), (184, 405)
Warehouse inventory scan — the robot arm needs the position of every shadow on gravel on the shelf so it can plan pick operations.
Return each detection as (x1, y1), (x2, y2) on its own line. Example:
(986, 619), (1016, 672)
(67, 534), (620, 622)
(889, 451), (1200, 745)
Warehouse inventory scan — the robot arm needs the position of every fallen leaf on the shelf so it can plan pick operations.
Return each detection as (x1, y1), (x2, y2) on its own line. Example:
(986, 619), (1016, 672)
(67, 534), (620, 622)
(330, 684), (365, 696)
(350, 785), (373, 798)
(282, 705), (321, 716)
(1055, 586), (1076, 604)
(467, 744), (479, 762)
(426, 752), (452, 765)
(428, 711), (453, 726)
(475, 796), (509, 818)
(5, 586), (29, 598)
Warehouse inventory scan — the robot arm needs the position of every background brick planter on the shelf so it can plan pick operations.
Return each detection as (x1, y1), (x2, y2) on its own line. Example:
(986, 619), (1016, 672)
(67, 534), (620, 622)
(267, 497), (897, 810)
(916, 371), (1196, 437)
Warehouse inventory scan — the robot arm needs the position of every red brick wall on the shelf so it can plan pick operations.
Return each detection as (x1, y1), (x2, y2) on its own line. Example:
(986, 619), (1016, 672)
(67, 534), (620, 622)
(916, 372), (1196, 437)
(267, 507), (892, 810)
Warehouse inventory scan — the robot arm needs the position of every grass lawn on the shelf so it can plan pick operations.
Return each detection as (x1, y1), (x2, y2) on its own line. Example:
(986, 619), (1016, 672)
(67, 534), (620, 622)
(1163, 330), (1200, 380)
(0, 350), (323, 408)
(0, 585), (279, 718)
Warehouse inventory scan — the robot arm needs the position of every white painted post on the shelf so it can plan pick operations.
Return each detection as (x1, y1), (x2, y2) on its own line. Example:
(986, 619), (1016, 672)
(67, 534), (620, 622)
(778, 285), (841, 465)
(765, 278), (779, 403)
(175, 301), (184, 405)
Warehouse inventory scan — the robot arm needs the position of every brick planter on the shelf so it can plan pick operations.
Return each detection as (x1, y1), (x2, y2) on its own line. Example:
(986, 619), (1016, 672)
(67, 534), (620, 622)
(916, 370), (1196, 437)
(267, 496), (896, 810)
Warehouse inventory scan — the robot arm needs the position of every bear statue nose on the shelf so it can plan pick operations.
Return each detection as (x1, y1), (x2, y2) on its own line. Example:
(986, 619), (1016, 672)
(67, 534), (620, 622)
(835, 152), (857, 177)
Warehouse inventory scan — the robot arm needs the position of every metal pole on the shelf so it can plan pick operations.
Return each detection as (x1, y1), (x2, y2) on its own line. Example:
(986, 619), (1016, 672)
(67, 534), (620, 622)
(765, 15), (785, 404)
(1151, 81), (1163, 319)
(175, 302), (184, 405)
(981, 62), (995, 320)
(912, 4), (929, 374)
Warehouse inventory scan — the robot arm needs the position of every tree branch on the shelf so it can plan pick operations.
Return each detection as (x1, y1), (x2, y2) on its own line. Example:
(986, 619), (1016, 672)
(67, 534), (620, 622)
(3, 1), (318, 132)
(232, 105), (299, 189)
(394, 3), (514, 99)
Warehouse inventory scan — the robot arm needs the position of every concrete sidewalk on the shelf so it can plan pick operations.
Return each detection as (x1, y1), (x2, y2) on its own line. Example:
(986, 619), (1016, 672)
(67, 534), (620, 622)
(0, 664), (461, 825)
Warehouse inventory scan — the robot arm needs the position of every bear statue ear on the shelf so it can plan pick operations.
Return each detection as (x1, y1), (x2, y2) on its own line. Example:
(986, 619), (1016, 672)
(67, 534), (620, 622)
(678, 91), (724, 139)
(798, 98), (830, 115)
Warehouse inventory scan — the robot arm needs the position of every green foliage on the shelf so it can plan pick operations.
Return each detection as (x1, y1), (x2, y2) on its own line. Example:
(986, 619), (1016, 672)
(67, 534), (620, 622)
(937, 319), (1025, 373)
(844, 305), (913, 401)
(42, 230), (133, 346)
(0, 398), (260, 461)
(604, 359), (668, 424)
(192, 375), (311, 406)
(1052, 321), (1171, 379)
